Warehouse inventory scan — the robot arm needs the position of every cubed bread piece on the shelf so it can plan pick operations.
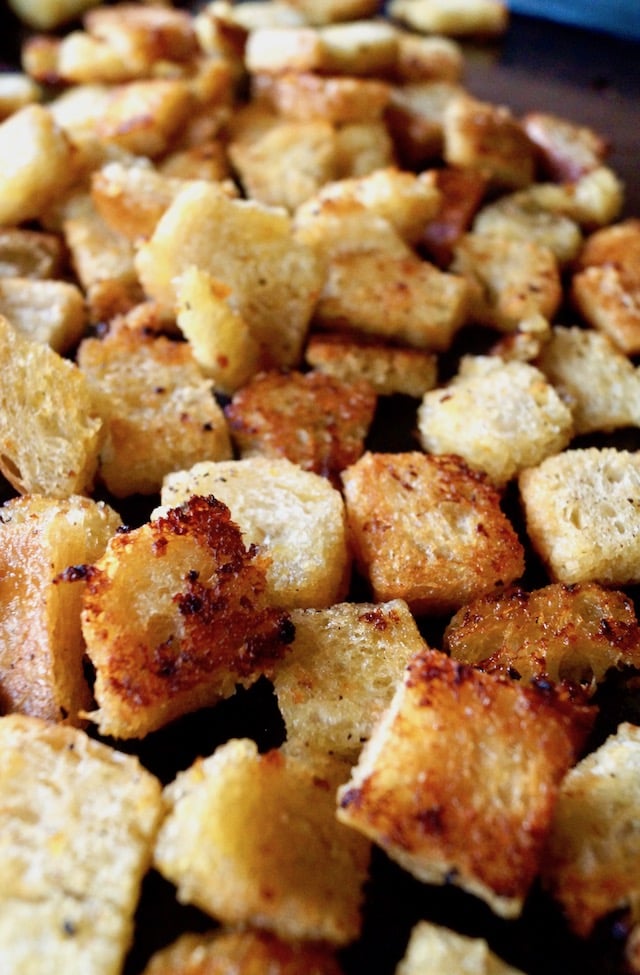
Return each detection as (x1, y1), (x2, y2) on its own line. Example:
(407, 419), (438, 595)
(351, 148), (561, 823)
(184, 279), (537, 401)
(8, 0), (99, 29)
(0, 277), (85, 353)
(77, 326), (231, 498)
(273, 599), (427, 762)
(91, 161), (192, 241)
(418, 165), (487, 266)
(0, 495), (121, 724)
(0, 315), (102, 498)
(333, 119), (396, 177)
(535, 326), (640, 435)
(141, 928), (345, 975)
(519, 448), (640, 586)
(158, 457), (351, 609)
(62, 192), (139, 295)
(305, 332), (438, 397)
(337, 648), (594, 919)
(294, 194), (413, 261)
(444, 582), (640, 696)
(386, 80), (465, 167)
(0, 228), (64, 280)
(244, 27), (326, 73)
(0, 105), (75, 227)
(443, 94), (535, 190)
(472, 187), (583, 265)
(575, 218), (640, 273)
(94, 79), (195, 158)
(521, 110), (609, 183)
(417, 356), (573, 487)
(451, 232), (561, 332)
(341, 451), (525, 615)
(541, 722), (640, 937)
(252, 71), (391, 124)
(395, 920), (526, 975)
(225, 369), (376, 488)
(283, 0), (381, 24)
(388, 0), (508, 36)
(0, 72), (41, 120)
(394, 31), (464, 82)
(315, 249), (469, 351)
(153, 738), (371, 945)
(0, 713), (162, 974)
(84, 3), (198, 69)
(316, 20), (400, 75)
(136, 181), (323, 369)
(81, 495), (294, 739)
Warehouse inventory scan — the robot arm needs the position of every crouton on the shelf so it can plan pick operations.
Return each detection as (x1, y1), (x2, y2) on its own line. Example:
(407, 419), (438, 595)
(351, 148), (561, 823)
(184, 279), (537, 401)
(418, 165), (487, 266)
(572, 266), (640, 355)
(283, 0), (382, 24)
(94, 79), (195, 159)
(158, 457), (351, 610)
(84, 4), (198, 70)
(443, 94), (535, 189)
(252, 71), (391, 124)
(395, 920), (526, 975)
(337, 648), (593, 918)
(90, 161), (191, 242)
(472, 187), (584, 265)
(140, 928), (346, 975)
(388, 0), (508, 36)
(541, 722), (640, 938)
(519, 448), (640, 586)
(0, 494), (121, 724)
(62, 193), (139, 295)
(135, 181), (323, 369)
(417, 356), (573, 487)
(244, 27), (326, 74)
(451, 232), (561, 332)
(7, 0), (99, 30)
(394, 31), (464, 82)
(0, 72), (41, 120)
(575, 217), (640, 273)
(225, 369), (376, 488)
(0, 277), (85, 353)
(0, 713), (162, 973)
(0, 228), (65, 280)
(0, 315), (102, 498)
(386, 80), (465, 167)
(341, 451), (525, 615)
(305, 332), (438, 397)
(153, 738), (370, 945)
(333, 119), (396, 176)
(535, 325), (640, 435)
(444, 582), (640, 696)
(521, 110), (609, 183)
(316, 20), (400, 75)
(82, 495), (294, 739)
(294, 193), (413, 261)
(273, 599), (427, 762)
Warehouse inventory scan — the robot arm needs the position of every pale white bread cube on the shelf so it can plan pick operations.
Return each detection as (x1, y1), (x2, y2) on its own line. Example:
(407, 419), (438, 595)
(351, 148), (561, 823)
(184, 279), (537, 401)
(341, 451), (525, 615)
(0, 315), (102, 498)
(135, 181), (323, 369)
(0, 713), (162, 975)
(140, 928), (345, 975)
(153, 738), (371, 945)
(77, 326), (231, 498)
(337, 648), (592, 919)
(0, 105), (75, 227)
(388, 0), (508, 36)
(0, 278), (85, 354)
(395, 920), (526, 975)
(535, 326), (640, 435)
(246, 21), (398, 76)
(158, 457), (351, 610)
(541, 722), (640, 938)
(245, 26), (326, 73)
(0, 495), (121, 725)
(81, 495), (294, 739)
(417, 356), (574, 487)
(519, 448), (640, 586)
(90, 161), (193, 242)
(273, 600), (427, 761)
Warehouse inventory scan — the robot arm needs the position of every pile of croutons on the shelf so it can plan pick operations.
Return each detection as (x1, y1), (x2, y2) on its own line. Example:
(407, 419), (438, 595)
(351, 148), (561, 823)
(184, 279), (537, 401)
(1, 0), (640, 972)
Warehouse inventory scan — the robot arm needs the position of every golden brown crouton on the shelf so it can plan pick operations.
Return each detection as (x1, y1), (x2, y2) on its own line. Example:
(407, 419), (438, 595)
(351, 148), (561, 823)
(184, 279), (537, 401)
(84, 3), (199, 70)
(77, 326), (231, 498)
(521, 110), (609, 183)
(273, 599), (427, 762)
(0, 494), (121, 724)
(8, 0), (99, 30)
(283, 0), (381, 24)
(62, 192), (139, 298)
(444, 582), (640, 696)
(0, 277), (85, 353)
(418, 165), (487, 266)
(388, 0), (509, 36)
(541, 722), (640, 938)
(341, 451), (525, 615)
(225, 369), (376, 488)
(417, 356), (573, 487)
(81, 495), (294, 739)
(386, 80), (465, 167)
(158, 457), (351, 610)
(252, 71), (391, 124)
(153, 738), (370, 945)
(394, 31), (464, 82)
(0, 72), (41, 120)
(305, 332), (438, 397)
(141, 928), (346, 975)
(0, 713), (162, 973)
(0, 228), (65, 280)
(0, 315), (102, 498)
(94, 79), (195, 159)
(337, 648), (594, 918)
(519, 448), (640, 586)
(90, 161), (191, 242)
(395, 921), (526, 975)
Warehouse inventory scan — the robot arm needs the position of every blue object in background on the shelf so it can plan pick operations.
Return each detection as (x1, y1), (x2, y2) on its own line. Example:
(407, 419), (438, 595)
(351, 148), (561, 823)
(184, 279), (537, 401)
(508, 0), (640, 40)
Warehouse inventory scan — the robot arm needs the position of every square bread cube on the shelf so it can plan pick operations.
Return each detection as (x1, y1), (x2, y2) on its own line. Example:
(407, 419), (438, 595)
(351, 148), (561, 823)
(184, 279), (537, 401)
(0, 494), (121, 724)
(153, 738), (371, 946)
(158, 456), (351, 609)
(418, 165), (487, 267)
(0, 277), (85, 354)
(252, 71), (391, 124)
(341, 451), (524, 615)
(77, 325), (231, 498)
(81, 495), (294, 739)
(0, 713), (162, 975)
(521, 110), (609, 183)
(224, 369), (377, 488)
(386, 80), (465, 167)
(273, 599), (427, 761)
(395, 920), (525, 975)
(337, 648), (593, 919)
(388, 0), (508, 37)
(519, 447), (640, 586)
(541, 722), (640, 938)
(443, 94), (534, 189)
(417, 356), (573, 487)
(0, 228), (64, 279)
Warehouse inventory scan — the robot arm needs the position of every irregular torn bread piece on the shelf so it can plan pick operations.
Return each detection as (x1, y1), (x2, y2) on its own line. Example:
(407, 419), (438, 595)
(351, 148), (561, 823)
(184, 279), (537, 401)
(388, 0), (509, 37)
(81, 495), (294, 739)
(394, 920), (526, 975)
(0, 277), (85, 353)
